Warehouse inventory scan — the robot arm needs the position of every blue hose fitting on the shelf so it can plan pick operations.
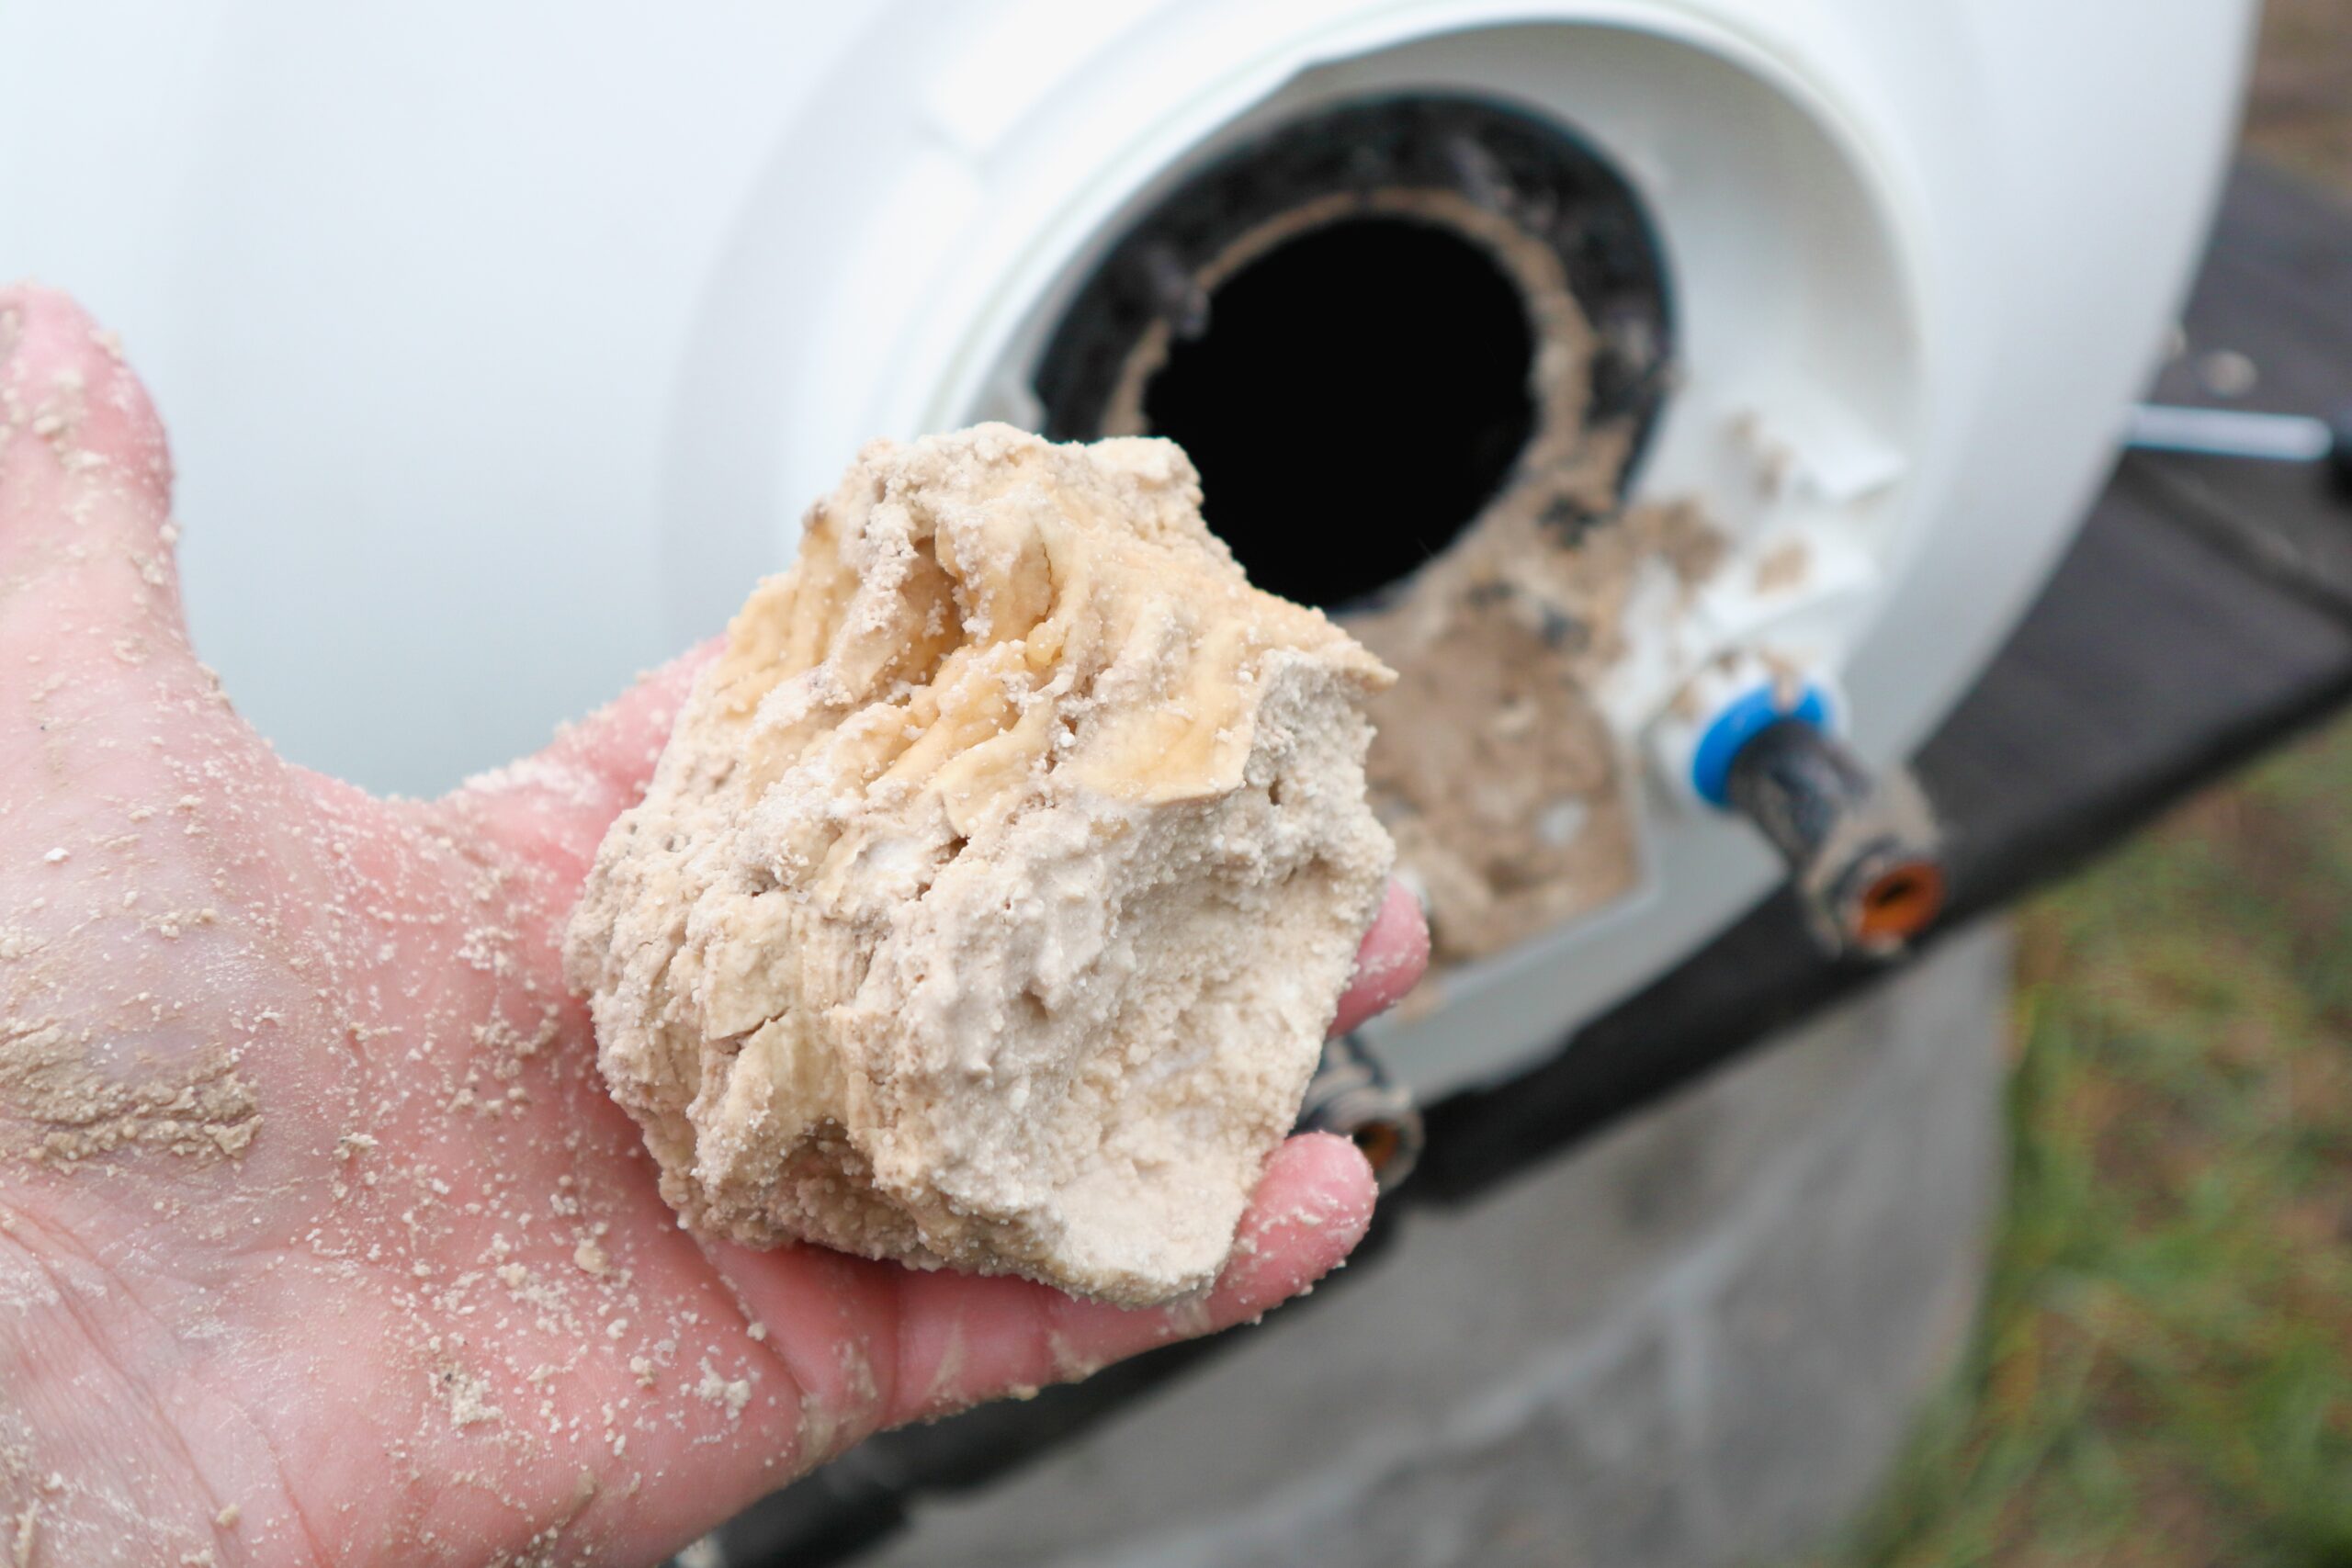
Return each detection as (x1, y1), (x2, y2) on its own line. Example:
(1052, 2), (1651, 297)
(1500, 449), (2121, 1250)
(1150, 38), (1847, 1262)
(1689, 682), (1832, 808)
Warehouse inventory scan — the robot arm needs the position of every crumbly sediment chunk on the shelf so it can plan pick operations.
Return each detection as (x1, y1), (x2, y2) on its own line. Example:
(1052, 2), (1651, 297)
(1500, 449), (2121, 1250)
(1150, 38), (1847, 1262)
(565, 425), (1393, 1305)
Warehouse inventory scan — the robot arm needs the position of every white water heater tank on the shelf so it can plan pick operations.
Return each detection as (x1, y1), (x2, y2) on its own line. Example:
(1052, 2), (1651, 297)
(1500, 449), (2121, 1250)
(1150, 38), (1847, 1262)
(0, 0), (2254, 1095)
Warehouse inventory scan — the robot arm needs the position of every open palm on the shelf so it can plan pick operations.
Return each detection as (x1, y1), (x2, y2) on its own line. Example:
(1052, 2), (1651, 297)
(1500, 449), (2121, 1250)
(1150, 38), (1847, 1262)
(0, 285), (1426, 1567)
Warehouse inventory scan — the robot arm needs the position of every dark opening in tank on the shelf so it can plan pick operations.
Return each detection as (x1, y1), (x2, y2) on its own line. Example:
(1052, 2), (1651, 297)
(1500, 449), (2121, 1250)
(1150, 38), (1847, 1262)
(1141, 216), (1535, 609)
(1032, 94), (1673, 611)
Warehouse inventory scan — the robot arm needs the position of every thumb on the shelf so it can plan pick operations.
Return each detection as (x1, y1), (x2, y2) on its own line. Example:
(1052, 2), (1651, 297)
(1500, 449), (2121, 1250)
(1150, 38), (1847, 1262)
(0, 285), (194, 721)
(444, 638), (718, 881)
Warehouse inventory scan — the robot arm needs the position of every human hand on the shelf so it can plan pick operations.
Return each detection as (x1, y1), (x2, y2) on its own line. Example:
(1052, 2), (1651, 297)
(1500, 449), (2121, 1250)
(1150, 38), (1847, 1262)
(0, 285), (1428, 1567)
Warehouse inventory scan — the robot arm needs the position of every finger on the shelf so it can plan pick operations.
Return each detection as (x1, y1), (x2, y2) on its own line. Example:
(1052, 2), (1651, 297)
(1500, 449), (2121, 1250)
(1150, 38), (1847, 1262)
(1329, 878), (1430, 1036)
(0, 284), (181, 654)
(875, 1132), (1376, 1426)
(441, 638), (719, 880)
(695, 1136), (1375, 1445)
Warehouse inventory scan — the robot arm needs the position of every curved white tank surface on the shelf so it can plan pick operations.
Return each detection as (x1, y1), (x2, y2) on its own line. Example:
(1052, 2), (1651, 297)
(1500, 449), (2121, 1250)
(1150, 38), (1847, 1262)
(0, 0), (2254, 1096)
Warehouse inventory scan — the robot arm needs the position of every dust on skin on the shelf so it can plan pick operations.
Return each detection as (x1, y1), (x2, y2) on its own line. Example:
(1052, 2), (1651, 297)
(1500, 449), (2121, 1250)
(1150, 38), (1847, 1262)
(0, 287), (1389, 1567)
(0, 295), (849, 1566)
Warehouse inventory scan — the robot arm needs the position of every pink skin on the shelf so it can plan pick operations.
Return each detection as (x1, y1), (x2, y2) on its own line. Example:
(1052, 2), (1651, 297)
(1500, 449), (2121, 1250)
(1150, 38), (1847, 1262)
(0, 285), (1428, 1567)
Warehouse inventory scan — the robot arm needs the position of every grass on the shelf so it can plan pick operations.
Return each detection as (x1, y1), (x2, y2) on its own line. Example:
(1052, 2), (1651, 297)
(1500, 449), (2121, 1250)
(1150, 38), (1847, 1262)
(1808, 715), (2352, 1567)
(1787, 7), (2352, 1555)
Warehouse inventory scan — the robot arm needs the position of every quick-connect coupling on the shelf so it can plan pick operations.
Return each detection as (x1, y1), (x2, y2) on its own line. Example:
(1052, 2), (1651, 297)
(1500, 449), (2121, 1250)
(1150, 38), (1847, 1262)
(1658, 659), (1945, 957)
